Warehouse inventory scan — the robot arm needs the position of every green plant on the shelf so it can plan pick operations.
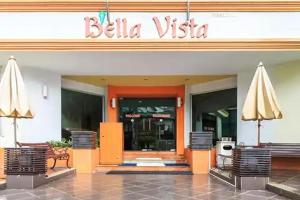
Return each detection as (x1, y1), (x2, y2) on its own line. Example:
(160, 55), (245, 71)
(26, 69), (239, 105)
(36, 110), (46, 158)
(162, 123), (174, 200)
(49, 139), (72, 148)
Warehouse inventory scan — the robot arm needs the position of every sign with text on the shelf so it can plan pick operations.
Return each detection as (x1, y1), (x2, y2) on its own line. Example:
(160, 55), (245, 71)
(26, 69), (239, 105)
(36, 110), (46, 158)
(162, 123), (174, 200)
(85, 16), (208, 39)
(0, 12), (299, 39)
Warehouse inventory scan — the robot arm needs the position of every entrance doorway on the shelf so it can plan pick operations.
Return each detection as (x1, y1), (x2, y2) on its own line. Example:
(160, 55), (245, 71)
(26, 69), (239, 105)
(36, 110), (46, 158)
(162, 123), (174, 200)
(119, 98), (176, 151)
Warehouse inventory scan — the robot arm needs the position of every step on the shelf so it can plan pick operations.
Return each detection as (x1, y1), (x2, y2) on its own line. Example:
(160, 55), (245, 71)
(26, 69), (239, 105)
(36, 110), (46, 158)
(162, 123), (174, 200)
(95, 165), (191, 173)
(111, 166), (191, 172)
(124, 151), (184, 160)
(124, 159), (188, 164)
(266, 182), (300, 199)
(106, 171), (193, 175)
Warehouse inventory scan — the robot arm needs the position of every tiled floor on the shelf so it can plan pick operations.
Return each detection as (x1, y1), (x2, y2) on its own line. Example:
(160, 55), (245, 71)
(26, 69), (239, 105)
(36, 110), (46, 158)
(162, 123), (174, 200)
(0, 173), (289, 200)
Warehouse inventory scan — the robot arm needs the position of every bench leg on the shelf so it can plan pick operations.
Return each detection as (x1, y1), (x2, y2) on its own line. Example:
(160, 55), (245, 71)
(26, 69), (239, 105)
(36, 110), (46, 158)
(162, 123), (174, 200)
(66, 157), (71, 169)
(51, 158), (57, 169)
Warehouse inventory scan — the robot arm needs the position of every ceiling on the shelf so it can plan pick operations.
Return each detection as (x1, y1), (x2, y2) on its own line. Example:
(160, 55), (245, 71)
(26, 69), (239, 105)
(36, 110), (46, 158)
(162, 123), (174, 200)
(0, 51), (299, 76)
(0, 51), (299, 86)
(64, 75), (233, 86)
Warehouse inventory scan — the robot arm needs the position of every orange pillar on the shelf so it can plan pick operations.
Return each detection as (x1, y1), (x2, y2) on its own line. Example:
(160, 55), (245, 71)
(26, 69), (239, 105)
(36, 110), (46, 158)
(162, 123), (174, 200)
(0, 148), (5, 179)
(73, 149), (99, 173)
(176, 85), (185, 155)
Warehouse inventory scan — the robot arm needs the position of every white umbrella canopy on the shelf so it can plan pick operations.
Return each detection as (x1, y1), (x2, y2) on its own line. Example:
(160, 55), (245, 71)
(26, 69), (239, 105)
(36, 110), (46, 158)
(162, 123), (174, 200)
(242, 62), (282, 145)
(0, 56), (33, 147)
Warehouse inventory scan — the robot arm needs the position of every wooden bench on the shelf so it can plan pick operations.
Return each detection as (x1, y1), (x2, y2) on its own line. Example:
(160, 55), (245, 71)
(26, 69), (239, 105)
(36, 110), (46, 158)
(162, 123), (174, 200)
(17, 142), (70, 169)
(261, 143), (300, 157)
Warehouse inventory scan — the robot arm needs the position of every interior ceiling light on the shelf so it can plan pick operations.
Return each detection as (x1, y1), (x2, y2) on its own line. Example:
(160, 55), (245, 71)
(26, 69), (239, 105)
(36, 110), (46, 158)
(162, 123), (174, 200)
(227, 107), (237, 110)
(217, 109), (229, 118)
(208, 112), (216, 116)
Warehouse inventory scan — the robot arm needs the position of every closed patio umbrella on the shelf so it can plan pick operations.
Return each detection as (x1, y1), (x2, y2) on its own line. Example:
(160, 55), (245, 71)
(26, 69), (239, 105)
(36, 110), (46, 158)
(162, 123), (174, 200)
(0, 56), (33, 147)
(242, 62), (282, 145)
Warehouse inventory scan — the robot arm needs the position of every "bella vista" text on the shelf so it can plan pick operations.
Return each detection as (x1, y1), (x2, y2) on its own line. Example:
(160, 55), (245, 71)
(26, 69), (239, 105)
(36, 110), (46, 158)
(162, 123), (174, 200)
(84, 16), (208, 39)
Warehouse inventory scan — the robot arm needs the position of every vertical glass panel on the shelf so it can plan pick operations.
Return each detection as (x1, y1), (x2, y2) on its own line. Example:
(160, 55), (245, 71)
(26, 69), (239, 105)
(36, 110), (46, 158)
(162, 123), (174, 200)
(192, 88), (237, 145)
(61, 89), (103, 142)
(119, 98), (176, 151)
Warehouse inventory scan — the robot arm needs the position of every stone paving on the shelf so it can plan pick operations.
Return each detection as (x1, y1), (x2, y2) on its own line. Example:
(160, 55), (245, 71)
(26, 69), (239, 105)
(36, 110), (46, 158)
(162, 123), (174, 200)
(0, 173), (290, 200)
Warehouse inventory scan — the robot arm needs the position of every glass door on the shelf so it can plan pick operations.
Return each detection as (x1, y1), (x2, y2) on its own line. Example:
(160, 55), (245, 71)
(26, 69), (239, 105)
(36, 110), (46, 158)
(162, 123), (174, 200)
(119, 98), (176, 151)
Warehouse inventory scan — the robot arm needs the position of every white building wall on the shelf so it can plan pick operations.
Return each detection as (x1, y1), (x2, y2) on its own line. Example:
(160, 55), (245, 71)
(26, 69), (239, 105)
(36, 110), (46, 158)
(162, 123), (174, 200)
(237, 61), (300, 145)
(0, 67), (61, 147)
(272, 62), (300, 143)
(184, 85), (191, 147)
(61, 79), (106, 96)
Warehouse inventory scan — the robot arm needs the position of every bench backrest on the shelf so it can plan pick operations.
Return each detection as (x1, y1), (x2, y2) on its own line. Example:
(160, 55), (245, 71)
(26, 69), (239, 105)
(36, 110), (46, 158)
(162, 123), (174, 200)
(261, 143), (300, 157)
(16, 142), (55, 158)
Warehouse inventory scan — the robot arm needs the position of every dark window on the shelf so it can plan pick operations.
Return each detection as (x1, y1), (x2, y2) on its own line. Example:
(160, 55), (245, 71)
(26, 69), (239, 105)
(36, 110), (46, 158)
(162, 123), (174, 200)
(192, 88), (237, 145)
(61, 89), (103, 142)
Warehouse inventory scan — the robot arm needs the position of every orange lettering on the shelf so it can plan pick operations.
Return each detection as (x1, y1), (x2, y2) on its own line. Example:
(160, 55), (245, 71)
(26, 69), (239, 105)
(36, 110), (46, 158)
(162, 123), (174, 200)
(84, 17), (102, 38)
(178, 21), (189, 38)
(130, 24), (141, 38)
(105, 22), (115, 38)
(153, 16), (171, 38)
(196, 24), (208, 38)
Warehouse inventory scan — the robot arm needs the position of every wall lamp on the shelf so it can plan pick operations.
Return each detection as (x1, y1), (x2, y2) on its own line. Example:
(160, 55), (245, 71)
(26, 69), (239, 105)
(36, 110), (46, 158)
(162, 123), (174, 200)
(111, 98), (116, 108)
(177, 97), (182, 108)
(42, 85), (48, 99)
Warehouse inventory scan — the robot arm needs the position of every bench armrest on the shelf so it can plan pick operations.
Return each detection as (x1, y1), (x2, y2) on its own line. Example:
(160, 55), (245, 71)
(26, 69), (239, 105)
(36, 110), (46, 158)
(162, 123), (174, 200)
(53, 147), (68, 155)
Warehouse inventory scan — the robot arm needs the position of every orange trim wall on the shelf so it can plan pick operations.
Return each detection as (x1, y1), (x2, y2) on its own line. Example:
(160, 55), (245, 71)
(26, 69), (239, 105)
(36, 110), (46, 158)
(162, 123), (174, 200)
(107, 85), (185, 155)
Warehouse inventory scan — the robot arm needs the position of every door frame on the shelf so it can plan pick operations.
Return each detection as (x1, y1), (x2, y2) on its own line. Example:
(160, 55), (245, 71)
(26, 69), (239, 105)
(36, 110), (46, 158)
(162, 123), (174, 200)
(107, 85), (185, 155)
(119, 98), (177, 152)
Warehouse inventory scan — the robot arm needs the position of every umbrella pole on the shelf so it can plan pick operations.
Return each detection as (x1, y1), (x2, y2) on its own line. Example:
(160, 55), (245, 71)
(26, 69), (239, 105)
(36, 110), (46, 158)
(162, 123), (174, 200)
(257, 119), (261, 146)
(13, 118), (17, 148)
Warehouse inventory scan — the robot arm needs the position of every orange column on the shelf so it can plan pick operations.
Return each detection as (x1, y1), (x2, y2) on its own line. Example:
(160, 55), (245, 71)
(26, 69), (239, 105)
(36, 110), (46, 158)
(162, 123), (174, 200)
(0, 148), (5, 179)
(108, 86), (118, 122)
(176, 85), (185, 155)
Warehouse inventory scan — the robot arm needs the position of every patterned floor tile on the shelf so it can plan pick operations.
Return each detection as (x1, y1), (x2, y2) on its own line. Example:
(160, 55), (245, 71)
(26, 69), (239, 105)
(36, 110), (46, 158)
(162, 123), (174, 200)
(0, 173), (282, 200)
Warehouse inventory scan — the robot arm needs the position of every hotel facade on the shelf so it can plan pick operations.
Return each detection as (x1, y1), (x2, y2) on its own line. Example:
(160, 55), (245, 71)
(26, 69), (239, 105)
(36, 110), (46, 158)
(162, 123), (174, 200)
(0, 0), (300, 171)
